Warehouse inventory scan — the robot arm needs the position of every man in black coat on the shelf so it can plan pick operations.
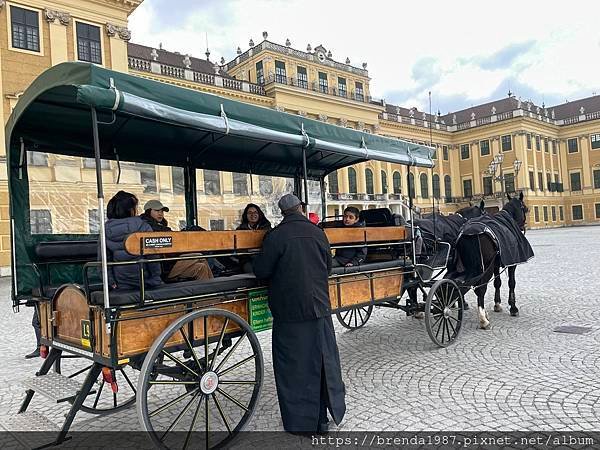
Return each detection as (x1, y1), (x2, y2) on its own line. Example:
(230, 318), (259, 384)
(253, 194), (346, 434)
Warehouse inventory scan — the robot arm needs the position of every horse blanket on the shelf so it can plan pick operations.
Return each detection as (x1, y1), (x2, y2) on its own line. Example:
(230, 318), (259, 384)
(415, 213), (467, 244)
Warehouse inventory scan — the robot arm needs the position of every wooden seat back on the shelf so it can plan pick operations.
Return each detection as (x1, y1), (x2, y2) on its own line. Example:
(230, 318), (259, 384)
(124, 226), (407, 256)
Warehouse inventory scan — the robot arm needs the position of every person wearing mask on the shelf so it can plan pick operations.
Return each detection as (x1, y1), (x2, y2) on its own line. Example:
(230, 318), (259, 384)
(103, 191), (162, 290)
(140, 199), (213, 281)
(253, 193), (346, 434)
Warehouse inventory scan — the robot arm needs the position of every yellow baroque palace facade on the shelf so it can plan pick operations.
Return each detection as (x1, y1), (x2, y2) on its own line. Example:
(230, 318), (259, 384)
(0, 0), (599, 273)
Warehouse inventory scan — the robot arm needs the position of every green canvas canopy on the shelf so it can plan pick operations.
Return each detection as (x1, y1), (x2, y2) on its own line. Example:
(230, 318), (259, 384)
(6, 62), (434, 300)
(6, 62), (434, 180)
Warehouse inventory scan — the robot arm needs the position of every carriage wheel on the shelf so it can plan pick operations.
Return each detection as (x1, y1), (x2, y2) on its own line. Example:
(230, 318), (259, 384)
(336, 305), (373, 330)
(425, 279), (464, 347)
(54, 355), (138, 415)
(137, 309), (263, 450)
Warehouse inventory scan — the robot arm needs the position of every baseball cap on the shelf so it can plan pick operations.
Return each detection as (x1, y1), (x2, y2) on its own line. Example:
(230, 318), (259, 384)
(143, 199), (169, 212)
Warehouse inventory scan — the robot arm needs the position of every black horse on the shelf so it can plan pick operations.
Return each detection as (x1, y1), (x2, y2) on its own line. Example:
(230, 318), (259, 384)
(450, 192), (533, 329)
(406, 203), (485, 316)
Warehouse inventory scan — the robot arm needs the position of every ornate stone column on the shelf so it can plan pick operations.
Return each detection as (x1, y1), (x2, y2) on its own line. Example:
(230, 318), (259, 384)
(106, 22), (131, 72)
(44, 8), (70, 66)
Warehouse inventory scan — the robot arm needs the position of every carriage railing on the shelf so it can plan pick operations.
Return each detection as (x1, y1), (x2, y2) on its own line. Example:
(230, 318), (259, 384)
(414, 240), (452, 283)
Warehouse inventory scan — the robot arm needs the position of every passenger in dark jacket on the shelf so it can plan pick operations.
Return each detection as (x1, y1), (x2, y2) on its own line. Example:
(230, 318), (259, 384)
(253, 194), (346, 434)
(103, 191), (162, 290)
(332, 206), (367, 267)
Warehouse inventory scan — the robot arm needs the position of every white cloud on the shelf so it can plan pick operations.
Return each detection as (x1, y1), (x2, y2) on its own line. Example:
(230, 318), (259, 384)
(129, 0), (600, 109)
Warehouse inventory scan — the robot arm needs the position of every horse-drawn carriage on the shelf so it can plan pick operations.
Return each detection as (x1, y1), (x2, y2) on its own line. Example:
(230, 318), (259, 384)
(6, 62), (470, 449)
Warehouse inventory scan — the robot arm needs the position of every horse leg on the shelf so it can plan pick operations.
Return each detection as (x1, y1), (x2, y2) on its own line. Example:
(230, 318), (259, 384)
(508, 266), (519, 317)
(475, 283), (490, 330)
(493, 262), (502, 312)
(406, 286), (423, 318)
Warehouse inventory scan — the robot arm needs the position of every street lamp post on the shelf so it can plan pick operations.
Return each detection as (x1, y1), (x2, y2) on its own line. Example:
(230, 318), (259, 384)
(486, 154), (522, 200)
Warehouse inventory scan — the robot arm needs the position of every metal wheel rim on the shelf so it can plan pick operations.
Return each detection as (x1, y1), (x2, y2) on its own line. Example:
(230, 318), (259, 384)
(137, 308), (264, 450)
(335, 305), (373, 330)
(425, 279), (464, 347)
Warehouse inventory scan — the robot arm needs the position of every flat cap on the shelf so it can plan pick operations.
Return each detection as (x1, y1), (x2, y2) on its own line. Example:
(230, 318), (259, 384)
(277, 193), (301, 212)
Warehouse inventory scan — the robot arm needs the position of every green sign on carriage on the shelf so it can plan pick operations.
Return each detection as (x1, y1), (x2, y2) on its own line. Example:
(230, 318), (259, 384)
(249, 289), (272, 332)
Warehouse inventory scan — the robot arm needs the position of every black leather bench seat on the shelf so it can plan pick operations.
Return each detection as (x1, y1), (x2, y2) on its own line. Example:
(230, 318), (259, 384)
(90, 274), (260, 306)
(35, 240), (98, 262)
(330, 259), (408, 275)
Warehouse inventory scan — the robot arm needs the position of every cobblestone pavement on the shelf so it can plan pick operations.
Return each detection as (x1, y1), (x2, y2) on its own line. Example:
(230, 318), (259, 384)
(1, 226), (600, 436)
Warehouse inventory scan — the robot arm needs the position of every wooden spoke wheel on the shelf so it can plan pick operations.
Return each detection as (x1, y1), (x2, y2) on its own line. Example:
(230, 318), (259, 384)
(137, 309), (263, 450)
(425, 279), (464, 348)
(54, 355), (137, 415)
(336, 305), (373, 330)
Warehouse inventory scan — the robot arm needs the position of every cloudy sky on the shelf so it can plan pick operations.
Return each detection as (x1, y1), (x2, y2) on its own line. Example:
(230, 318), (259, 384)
(129, 0), (600, 114)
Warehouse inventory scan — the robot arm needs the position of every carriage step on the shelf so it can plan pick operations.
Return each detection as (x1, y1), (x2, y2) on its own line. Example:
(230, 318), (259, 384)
(0, 411), (58, 449)
(22, 372), (82, 403)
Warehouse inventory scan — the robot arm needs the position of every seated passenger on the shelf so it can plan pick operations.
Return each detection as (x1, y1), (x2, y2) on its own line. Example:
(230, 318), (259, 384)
(236, 203), (272, 230)
(332, 206), (367, 268)
(104, 191), (162, 290)
(140, 199), (213, 281)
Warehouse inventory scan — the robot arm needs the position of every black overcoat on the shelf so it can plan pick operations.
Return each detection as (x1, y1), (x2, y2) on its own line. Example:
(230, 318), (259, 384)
(253, 212), (346, 431)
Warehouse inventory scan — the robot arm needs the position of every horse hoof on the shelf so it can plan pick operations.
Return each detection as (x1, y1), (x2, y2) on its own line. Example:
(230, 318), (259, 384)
(413, 311), (424, 319)
(479, 323), (491, 330)
(494, 304), (502, 313)
(510, 310), (519, 317)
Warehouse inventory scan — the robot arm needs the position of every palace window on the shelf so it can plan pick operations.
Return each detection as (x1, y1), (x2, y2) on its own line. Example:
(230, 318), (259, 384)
(444, 175), (452, 198)
(318, 72), (328, 94)
(432, 174), (440, 199)
(480, 139), (490, 156)
(504, 173), (515, 193)
(420, 173), (429, 199)
(88, 209), (99, 234)
(559, 206), (564, 221)
(533, 206), (539, 222)
(297, 66), (308, 89)
(27, 151), (48, 166)
(381, 171), (388, 194)
(139, 164), (156, 193)
(11, 6), (40, 52)
(274, 60), (287, 84)
(204, 170), (221, 195)
(538, 172), (544, 191)
(591, 133), (600, 149)
(543, 206), (548, 222)
(348, 167), (357, 193)
(551, 206), (557, 221)
(483, 176), (493, 196)
(365, 169), (374, 195)
(355, 82), (364, 101)
(572, 205), (583, 221)
(501, 135), (512, 152)
(256, 61), (264, 84)
(328, 171), (339, 194)
(594, 169), (600, 189)
(463, 179), (473, 198)
(529, 171), (535, 190)
(443, 145), (449, 161)
(460, 144), (470, 160)
(258, 175), (273, 196)
(535, 135), (541, 151)
(596, 203), (600, 219)
(172, 167), (185, 194)
(570, 172), (581, 191)
(232, 173), (248, 195)
(392, 171), (402, 194)
(544, 139), (549, 153)
(567, 137), (579, 153)
(83, 158), (110, 169)
(31, 209), (52, 234)
(210, 219), (225, 231)
(526, 134), (532, 150)
(337, 77), (347, 97)
(76, 22), (102, 64)
(551, 140), (556, 154)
